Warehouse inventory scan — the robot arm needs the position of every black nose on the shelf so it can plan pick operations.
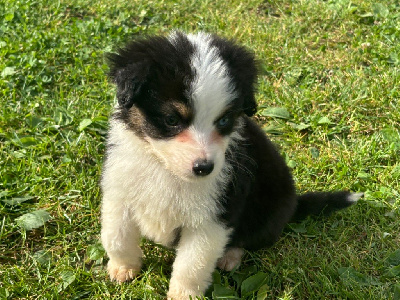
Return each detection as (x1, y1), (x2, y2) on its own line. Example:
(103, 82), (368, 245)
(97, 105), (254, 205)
(192, 159), (214, 176)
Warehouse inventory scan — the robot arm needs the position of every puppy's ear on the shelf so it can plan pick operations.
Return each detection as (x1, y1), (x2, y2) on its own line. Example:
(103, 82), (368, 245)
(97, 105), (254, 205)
(210, 36), (258, 117)
(106, 50), (150, 109)
(230, 48), (258, 117)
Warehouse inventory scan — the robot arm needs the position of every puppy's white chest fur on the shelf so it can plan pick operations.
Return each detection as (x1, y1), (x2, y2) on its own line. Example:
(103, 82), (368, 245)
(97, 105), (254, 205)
(101, 121), (228, 246)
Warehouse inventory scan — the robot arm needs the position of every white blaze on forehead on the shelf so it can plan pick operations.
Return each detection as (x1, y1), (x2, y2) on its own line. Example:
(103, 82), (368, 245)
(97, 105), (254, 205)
(186, 33), (237, 131)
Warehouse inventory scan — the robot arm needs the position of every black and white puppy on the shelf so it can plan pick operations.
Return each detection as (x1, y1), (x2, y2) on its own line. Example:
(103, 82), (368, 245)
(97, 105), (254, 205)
(100, 31), (362, 299)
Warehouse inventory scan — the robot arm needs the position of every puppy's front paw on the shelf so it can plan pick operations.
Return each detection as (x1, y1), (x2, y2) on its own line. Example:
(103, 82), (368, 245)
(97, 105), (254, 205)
(167, 281), (201, 300)
(107, 260), (142, 283)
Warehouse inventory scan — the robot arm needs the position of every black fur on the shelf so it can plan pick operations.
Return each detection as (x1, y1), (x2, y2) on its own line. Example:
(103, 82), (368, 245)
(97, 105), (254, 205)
(107, 32), (195, 109)
(292, 191), (356, 221)
(221, 116), (297, 250)
(220, 117), (359, 250)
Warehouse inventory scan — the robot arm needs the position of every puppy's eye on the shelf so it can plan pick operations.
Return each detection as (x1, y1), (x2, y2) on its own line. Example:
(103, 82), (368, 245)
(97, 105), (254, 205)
(217, 115), (231, 128)
(165, 115), (180, 127)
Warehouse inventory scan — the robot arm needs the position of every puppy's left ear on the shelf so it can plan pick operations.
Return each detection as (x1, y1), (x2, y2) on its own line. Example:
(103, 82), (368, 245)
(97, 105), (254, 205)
(211, 36), (258, 117)
(242, 90), (257, 117)
(232, 50), (258, 117)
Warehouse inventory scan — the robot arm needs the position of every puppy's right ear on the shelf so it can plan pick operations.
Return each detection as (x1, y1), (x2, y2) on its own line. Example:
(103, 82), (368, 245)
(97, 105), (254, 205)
(106, 53), (150, 109)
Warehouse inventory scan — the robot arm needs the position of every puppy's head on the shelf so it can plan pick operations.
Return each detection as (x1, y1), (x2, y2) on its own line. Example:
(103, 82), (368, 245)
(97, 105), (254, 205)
(107, 32), (257, 181)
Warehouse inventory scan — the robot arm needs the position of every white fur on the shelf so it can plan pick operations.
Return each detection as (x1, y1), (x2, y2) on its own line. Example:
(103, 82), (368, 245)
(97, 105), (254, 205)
(101, 120), (234, 299)
(187, 32), (237, 117)
(347, 192), (364, 203)
(187, 33), (237, 167)
(168, 222), (231, 299)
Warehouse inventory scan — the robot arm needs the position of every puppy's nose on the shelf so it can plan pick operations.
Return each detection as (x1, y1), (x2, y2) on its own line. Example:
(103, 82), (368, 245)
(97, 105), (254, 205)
(192, 159), (214, 176)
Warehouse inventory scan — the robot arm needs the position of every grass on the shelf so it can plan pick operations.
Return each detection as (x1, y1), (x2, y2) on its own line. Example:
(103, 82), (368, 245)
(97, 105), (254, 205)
(0, 0), (399, 299)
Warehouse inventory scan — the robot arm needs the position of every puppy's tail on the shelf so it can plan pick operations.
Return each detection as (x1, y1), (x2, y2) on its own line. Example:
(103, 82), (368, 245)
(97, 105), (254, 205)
(292, 191), (363, 222)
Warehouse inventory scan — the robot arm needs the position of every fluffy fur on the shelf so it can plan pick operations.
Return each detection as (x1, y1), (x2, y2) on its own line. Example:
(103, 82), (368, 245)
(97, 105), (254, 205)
(100, 31), (362, 299)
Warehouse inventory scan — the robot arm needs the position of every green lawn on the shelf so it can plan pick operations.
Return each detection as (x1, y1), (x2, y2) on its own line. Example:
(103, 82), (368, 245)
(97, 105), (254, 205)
(1, 0), (399, 299)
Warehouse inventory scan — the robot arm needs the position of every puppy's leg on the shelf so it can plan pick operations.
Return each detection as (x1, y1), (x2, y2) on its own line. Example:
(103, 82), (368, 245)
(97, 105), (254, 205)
(217, 247), (244, 272)
(167, 221), (231, 300)
(101, 199), (142, 283)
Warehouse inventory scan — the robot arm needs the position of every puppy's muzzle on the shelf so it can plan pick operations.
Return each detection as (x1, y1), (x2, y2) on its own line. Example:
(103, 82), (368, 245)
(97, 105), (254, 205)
(192, 159), (214, 176)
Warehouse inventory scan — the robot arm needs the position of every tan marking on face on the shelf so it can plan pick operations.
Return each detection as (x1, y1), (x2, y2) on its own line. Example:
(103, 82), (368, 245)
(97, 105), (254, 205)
(171, 101), (192, 121)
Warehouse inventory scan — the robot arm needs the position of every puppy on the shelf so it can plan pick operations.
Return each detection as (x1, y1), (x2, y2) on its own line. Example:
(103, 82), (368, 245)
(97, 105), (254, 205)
(100, 31), (362, 299)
